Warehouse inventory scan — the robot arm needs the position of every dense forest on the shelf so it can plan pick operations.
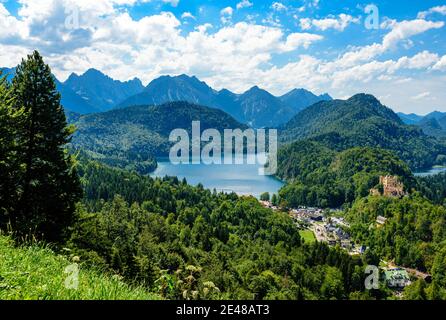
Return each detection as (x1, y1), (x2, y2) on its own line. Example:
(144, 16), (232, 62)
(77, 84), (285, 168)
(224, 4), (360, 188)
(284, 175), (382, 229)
(276, 141), (414, 208)
(1, 51), (446, 300)
(69, 102), (248, 174)
(0, 52), (381, 300)
(417, 172), (446, 206)
(345, 194), (446, 299)
(280, 94), (446, 171)
(72, 160), (379, 300)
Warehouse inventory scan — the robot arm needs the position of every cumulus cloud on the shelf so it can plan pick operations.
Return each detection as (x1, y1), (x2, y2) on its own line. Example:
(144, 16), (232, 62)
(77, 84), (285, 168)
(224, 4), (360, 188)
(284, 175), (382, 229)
(1, 1), (446, 113)
(326, 19), (445, 70)
(417, 5), (446, 19)
(220, 6), (233, 24)
(236, 0), (253, 10)
(433, 55), (446, 71)
(283, 33), (323, 49)
(181, 12), (196, 20)
(0, 0), (325, 86)
(271, 2), (287, 12)
(299, 14), (360, 31)
(389, 51), (439, 72)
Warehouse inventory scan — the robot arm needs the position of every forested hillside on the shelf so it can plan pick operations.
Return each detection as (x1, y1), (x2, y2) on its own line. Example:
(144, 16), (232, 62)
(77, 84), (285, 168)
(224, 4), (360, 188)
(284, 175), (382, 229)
(2, 51), (446, 301)
(345, 195), (446, 299)
(277, 142), (414, 208)
(72, 159), (376, 300)
(280, 94), (446, 170)
(69, 102), (248, 174)
(417, 172), (446, 205)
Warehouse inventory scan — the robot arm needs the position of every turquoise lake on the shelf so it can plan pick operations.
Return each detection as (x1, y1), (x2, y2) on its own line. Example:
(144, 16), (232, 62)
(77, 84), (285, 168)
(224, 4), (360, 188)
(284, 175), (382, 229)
(414, 166), (446, 177)
(151, 155), (284, 198)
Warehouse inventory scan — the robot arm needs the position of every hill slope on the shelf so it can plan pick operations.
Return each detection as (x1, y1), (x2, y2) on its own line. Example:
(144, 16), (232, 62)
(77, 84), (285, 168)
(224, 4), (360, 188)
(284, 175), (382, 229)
(398, 111), (446, 138)
(417, 115), (446, 138)
(70, 101), (248, 173)
(281, 94), (446, 170)
(0, 235), (159, 300)
(277, 142), (415, 208)
(397, 112), (423, 125)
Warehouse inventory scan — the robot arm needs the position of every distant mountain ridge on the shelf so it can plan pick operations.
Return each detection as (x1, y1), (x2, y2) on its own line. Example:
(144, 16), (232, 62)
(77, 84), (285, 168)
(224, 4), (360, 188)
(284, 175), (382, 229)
(3, 66), (332, 126)
(1, 67), (102, 114)
(398, 111), (446, 137)
(397, 112), (424, 125)
(279, 88), (332, 113)
(64, 68), (144, 111)
(118, 74), (332, 128)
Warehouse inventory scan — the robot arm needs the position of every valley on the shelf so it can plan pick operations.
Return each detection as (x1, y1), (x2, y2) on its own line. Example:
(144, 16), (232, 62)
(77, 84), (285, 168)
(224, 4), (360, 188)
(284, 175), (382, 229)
(1, 51), (446, 301)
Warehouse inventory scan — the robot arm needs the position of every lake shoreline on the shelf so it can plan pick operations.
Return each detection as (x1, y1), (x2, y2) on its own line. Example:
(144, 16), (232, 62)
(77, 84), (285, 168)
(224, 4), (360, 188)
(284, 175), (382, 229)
(151, 155), (284, 198)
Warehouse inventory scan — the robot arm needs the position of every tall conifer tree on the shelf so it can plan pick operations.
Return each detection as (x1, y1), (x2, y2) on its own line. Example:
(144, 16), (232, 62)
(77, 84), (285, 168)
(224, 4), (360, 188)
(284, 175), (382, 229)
(0, 73), (21, 227)
(11, 51), (81, 241)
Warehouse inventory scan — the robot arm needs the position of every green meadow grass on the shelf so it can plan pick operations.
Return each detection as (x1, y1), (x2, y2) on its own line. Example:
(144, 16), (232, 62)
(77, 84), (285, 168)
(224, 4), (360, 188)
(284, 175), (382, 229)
(0, 235), (160, 300)
(299, 230), (316, 244)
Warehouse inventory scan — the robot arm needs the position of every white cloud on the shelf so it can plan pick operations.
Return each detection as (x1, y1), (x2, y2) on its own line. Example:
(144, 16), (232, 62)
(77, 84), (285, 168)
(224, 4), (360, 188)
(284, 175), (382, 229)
(433, 55), (446, 71)
(299, 14), (360, 31)
(236, 0), (253, 10)
(327, 19), (444, 70)
(417, 5), (446, 19)
(220, 7), (233, 16)
(181, 12), (195, 20)
(382, 19), (444, 50)
(0, 2), (322, 86)
(220, 6), (233, 24)
(271, 2), (287, 12)
(262, 12), (282, 27)
(389, 51), (439, 72)
(1, 1), (446, 113)
(0, 4), (25, 39)
(299, 18), (312, 30)
(412, 92), (431, 100)
(283, 33), (323, 50)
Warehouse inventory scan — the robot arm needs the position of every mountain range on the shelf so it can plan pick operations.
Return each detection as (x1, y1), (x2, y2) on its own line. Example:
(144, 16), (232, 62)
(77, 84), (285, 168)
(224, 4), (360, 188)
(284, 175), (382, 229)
(1, 67), (143, 114)
(117, 74), (332, 128)
(398, 111), (446, 137)
(2, 66), (332, 128)
(69, 92), (446, 173)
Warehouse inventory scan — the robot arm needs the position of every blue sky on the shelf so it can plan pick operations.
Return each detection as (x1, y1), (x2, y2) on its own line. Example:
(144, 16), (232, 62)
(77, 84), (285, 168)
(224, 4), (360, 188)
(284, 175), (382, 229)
(0, 0), (445, 114)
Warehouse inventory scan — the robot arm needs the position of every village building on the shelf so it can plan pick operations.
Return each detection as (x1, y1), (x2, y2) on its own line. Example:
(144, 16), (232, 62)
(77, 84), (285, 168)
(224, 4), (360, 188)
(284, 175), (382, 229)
(383, 268), (412, 288)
